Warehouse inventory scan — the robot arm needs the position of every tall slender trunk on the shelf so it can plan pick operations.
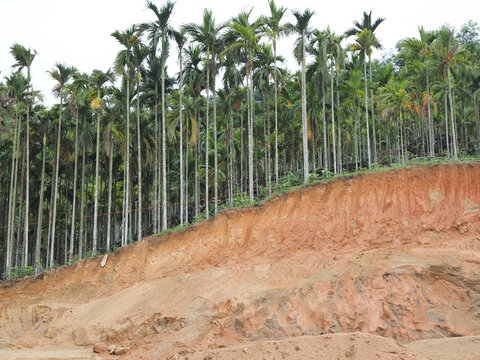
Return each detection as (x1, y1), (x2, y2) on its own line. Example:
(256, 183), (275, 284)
(248, 59), (254, 202)
(5, 113), (19, 275)
(447, 69), (457, 159)
(369, 56), (377, 164)
(34, 134), (47, 273)
(330, 56), (336, 174)
(273, 37), (279, 184)
(444, 90), (450, 157)
(205, 54), (210, 218)
(24, 103), (30, 267)
(106, 121), (114, 252)
(50, 93), (63, 268)
(162, 63), (167, 229)
(213, 54), (218, 215)
(322, 89), (327, 170)
(426, 66), (434, 157)
(69, 108), (80, 261)
(336, 66), (342, 174)
(153, 84), (158, 233)
(136, 72), (142, 240)
(301, 31), (309, 183)
(179, 50), (184, 225)
(363, 54), (372, 168)
(124, 70), (131, 245)
(92, 110), (100, 254)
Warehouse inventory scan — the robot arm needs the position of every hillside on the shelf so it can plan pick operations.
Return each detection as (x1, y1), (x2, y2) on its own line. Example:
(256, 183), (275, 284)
(1, 162), (480, 359)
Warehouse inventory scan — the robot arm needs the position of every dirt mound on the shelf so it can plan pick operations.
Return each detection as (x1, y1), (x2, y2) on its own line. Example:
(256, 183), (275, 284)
(1, 162), (480, 359)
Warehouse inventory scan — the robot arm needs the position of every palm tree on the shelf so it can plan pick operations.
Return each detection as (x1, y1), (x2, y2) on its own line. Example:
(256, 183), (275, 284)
(112, 25), (139, 244)
(89, 69), (113, 254)
(436, 26), (468, 160)
(141, 0), (176, 230)
(185, 9), (224, 216)
(174, 29), (187, 224)
(132, 40), (148, 241)
(309, 30), (329, 170)
(4, 71), (27, 275)
(66, 72), (89, 261)
(346, 11), (385, 163)
(224, 10), (263, 202)
(290, 8), (315, 182)
(47, 63), (75, 268)
(350, 29), (380, 169)
(401, 26), (437, 158)
(10, 43), (36, 268)
(261, 0), (288, 184)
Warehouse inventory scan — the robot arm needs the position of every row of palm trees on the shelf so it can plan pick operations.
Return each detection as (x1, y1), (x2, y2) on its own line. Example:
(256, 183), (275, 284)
(1, 2), (479, 278)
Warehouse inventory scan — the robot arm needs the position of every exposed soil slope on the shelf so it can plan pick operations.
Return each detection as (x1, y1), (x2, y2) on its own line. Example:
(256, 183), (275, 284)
(1, 162), (480, 359)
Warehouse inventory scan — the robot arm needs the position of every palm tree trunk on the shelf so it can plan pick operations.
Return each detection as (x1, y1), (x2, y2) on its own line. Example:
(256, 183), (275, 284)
(336, 67), (342, 174)
(34, 134), (46, 273)
(124, 73), (131, 245)
(92, 111), (100, 254)
(363, 54), (372, 168)
(24, 103), (30, 267)
(273, 37), (279, 184)
(162, 65), (167, 229)
(302, 32), (309, 183)
(136, 73), (142, 240)
(50, 94), (63, 268)
(248, 61), (254, 202)
(5, 115), (20, 275)
(444, 90), (450, 157)
(426, 68), (434, 157)
(369, 56), (377, 164)
(69, 108), (80, 261)
(205, 55), (210, 218)
(330, 57), (336, 174)
(322, 90), (327, 170)
(153, 84), (158, 233)
(448, 69), (457, 159)
(213, 55), (218, 215)
(106, 128), (113, 252)
(179, 51), (184, 225)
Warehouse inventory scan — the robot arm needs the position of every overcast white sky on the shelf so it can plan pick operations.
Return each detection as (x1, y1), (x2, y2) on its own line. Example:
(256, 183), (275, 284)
(1, 0), (478, 106)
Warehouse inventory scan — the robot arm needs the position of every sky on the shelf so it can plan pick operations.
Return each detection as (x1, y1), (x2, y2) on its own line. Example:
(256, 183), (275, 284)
(1, 0), (478, 106)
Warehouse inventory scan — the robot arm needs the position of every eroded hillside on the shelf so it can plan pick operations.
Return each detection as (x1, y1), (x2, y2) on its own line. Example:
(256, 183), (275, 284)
(1, 163), (480, 359)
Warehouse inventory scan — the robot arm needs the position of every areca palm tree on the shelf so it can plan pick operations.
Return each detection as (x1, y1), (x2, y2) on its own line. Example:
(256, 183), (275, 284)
(401, 26), (437, 158)
(436, 26), (468, 159)
(47, 63), (75, 268)
(132, 40), (148, 240)
(66, 72), (89, 261)
(346, 11), (385, 163)
(185, 9), (224, 216)
(89, 69), (113, 254)
(10, 43), (36, 268)
(224, 10), (263, 202)
(112, 25), (139, 243)
(309, 30), (329, 170)
(261, 0), (288, 184)
(174, 29), (187, 224)
(141, 0), (176, 229)
(290, 8), (315, 182)
(350, 29), (380, 169)
(4, 71), (28, 275)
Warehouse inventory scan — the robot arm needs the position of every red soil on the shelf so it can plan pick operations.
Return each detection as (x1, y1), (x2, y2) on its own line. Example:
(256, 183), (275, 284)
(1, 162), (480, 359)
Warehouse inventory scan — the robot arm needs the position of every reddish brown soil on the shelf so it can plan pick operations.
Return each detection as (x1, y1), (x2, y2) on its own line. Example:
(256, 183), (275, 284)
(1, 162), (480, 360)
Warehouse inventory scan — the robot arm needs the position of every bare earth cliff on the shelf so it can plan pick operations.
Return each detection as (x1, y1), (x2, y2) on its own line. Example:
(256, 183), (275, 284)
(1, 162), (480, 359)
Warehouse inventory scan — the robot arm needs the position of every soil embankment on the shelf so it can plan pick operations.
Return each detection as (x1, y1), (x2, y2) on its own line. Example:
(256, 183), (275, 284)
(1, 162), (480, 359)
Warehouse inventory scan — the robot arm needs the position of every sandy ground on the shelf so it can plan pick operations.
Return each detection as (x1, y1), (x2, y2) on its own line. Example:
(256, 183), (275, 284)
(1, 163), (480, 359)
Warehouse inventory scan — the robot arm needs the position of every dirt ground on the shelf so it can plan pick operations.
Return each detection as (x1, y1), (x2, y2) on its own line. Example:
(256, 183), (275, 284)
(1, 163), (480, 359)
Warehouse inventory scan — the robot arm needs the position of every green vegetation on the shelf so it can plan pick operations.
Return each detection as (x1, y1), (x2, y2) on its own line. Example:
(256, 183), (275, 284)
(1, 4), (479, 280)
